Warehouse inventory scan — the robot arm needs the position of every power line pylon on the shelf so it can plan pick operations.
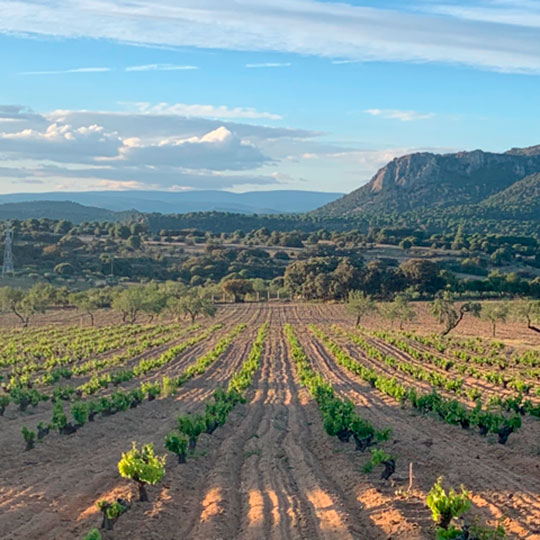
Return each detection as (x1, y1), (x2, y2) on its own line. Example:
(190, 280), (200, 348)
(2, 223), (15, 277)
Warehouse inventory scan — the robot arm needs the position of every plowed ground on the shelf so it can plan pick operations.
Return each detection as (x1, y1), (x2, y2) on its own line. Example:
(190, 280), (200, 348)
(1, 304), (539, 540)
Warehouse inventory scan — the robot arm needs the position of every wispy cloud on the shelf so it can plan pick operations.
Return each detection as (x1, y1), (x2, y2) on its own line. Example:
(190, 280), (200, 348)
(245, 62), (292, 68)
(19, 67), (111, 75)
(365, 109), (436, 122)
(2, 0), (540, 73)
(128, 101), (282, 120)
(425, 1), (540, 28)
(125, 63), (199, 72)
(331, 59), (360, 65)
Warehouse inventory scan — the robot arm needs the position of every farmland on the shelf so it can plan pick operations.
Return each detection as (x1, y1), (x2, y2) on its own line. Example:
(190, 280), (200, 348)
(1, 303), (539, 540)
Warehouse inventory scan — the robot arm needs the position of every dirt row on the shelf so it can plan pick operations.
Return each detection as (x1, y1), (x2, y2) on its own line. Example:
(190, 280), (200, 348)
(323, 327), (540, 455)
(1, 303), (539, 540)
(103, 307), (422, 540)
(297, 326), (540, 538)
(0, 315), (269, 539)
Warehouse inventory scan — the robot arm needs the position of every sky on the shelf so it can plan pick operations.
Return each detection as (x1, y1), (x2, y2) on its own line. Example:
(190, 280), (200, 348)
(0, 0), (540, 194)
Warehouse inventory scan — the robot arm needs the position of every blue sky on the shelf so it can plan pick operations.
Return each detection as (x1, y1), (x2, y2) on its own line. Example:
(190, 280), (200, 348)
(0, 0), (539, 194)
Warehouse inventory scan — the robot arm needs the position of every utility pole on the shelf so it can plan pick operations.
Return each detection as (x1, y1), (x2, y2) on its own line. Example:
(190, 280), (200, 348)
(1, 222), (15, 278)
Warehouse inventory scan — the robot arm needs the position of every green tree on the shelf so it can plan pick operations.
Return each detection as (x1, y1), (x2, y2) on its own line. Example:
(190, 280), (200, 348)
(168, 293), (216, 323)
(513, 299), (540, 334)
(112, 286), (147, 324)
(346, 290), (378, 326)
(0, 284), (50, 327)
(127, 235), (142, 250)
(70, 289), (110, 326)
(481, 302), (509, 337)
(222, 279), (254, 303)
(53, 262), (74, 276)
(391, 292), (416, 330)
(140, 284), (168, 323)
(430, 291), (481, 336)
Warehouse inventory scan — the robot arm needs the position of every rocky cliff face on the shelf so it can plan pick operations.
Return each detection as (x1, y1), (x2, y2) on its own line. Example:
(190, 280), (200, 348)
(317, 146), (540, 216)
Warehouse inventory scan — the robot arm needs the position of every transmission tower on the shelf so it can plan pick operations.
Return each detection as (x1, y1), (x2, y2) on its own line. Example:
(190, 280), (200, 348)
(2, 222), (15, 277)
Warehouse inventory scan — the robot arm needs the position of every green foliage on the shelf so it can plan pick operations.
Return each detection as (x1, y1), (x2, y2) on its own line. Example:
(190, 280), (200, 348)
(82, 529), (102, 540)
(346, 290), (378, 326)
(71, 401), (89, 426)
(0, 394), (9, 415)
(51, 400), (68, 430)
(427, 477), (471, 530)
(285, 324), (392, 460)
(164, 432), (188, 463)
(118, 442), (166, 501)
(97, 500), (127, 520)
(362, 448), (393, 473)
(21, 426), (36, 450)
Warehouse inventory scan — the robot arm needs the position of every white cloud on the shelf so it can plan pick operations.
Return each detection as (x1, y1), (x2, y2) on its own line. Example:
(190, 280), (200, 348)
(245, 62), (292, 68)
(115, 126), (269, 170)
(19, 67), (111, 75)
(365, 109), (436, 122)
(0, 122), (122, 161)
(125, 64), (198, 72)
(128, 101), (282, 120)
(1, 0), (540, 73)
(0, 104), (319, 191)
(426, 1), (540, 28)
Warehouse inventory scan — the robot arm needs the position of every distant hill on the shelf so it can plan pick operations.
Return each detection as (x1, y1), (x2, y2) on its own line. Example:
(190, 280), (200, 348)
(480, 172), (540, 220)
(315, 146), (540, 218)
(0, 190), (343, 215)
(0, 201), (127, 223)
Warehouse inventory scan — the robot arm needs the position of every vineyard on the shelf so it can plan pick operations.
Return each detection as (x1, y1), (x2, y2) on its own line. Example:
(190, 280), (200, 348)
(1, 303), (539, 540)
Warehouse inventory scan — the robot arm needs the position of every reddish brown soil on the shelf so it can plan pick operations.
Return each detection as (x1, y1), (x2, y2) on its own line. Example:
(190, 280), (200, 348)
(1, 303), (538, 540)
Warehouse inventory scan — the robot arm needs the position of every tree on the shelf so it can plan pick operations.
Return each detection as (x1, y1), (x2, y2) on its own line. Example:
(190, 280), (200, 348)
(400, 259), (445, 295)
(70, 289), (110, 326)
(514, 299), (540, 334)
(222, 279), (254, 303)
(480, 302), (510, 337)
(54, 262), (74, 276)
(168, 293), (216, 323)
(127, 235), (142, 250)
(251, 278), (267, 301)
(0, 284), (50, 327)
(399, 238), (412, 251)
(118, 442), (166, 502)
(140, 284), (168, 323)
(430, 291), (481, 336)
(112, 286), (147, 324)
(346, 291), (378, 326)
(390, 292), (416, 330)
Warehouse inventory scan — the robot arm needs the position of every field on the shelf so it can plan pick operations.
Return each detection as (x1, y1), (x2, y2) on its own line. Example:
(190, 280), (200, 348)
(1, 303), (539, 540)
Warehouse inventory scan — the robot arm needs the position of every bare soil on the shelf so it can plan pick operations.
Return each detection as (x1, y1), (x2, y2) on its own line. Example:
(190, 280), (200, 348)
(1, 303), (538, 540)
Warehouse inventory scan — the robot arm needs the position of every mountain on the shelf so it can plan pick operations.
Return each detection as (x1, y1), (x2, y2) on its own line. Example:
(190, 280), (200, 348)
(0, 201), (127, 223)
(0, 190), (343, 215)
(480, 172), (540, 220)
(315, 146), (540, 217)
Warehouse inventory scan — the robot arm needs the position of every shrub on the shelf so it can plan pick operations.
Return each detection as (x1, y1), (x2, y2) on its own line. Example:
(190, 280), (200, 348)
(164, 432), (188, 463)
(21, 426), (36, 451)
(97, 499), (128, 530)
(82, 529), (102, 540)
(362, 448), (396, 480)
(0, 394), (9, 415)
(118, 442), (166, 502)
(427, 477), (471, 530)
